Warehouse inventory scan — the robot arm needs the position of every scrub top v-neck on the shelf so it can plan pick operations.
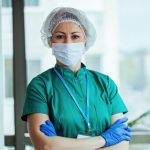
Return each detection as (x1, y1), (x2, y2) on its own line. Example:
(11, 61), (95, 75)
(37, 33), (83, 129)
(21, 62), (128, 138)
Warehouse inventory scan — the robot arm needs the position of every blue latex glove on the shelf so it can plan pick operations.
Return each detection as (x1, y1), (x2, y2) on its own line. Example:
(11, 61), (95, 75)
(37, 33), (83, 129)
(101, 117), (131, 147)
(40, 120), (57, 136)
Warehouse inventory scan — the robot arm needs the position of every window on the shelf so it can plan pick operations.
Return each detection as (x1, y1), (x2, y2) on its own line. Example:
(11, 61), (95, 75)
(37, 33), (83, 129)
(2, 0), (11, 7)
(2, 0), (39, 7)
(118, 0), (150, 122)
(85, 54), (101, 72)
(27, 60), (41, 84)
(2, 0), (15, 136)
(4, 147), (14, 150)
(25, 146), (34, 150)
(24, 0), (39, 7)
(5, 58), (13, 98)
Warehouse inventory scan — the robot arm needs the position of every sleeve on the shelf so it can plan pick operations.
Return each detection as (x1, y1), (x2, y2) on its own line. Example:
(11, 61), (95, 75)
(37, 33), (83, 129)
(107, 76), (128, 115)
(21, 77), (49, 121)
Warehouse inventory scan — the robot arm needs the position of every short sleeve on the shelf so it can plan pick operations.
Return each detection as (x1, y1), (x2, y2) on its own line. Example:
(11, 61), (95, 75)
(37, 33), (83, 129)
(21, 77), (49, 121)
(107, 77), (128, 115)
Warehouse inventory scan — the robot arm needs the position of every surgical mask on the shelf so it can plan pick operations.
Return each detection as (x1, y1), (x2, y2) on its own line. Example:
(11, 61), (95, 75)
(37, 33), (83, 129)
(52, 42), (85, 66)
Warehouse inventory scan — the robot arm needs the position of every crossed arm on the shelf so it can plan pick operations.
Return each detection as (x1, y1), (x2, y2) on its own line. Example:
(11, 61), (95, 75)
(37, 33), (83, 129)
(27, 113), (129, 150)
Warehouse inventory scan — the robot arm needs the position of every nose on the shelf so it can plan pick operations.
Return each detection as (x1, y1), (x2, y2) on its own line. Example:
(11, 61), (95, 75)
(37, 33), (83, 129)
(65, 35), (72, 43)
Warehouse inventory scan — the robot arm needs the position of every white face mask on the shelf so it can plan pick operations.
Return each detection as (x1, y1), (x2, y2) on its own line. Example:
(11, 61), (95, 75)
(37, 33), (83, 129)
(52, 42), (85, 66)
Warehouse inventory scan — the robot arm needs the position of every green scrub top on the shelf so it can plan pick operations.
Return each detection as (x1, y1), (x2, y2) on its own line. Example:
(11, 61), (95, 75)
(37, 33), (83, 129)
(21, 62), (128, 138)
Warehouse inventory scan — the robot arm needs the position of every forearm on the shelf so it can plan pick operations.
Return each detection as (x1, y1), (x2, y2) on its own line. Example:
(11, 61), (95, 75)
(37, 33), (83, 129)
(110, 141), (129, 150)
(96, 141), (129, 150)
(43, 137), (129, 150)
(44, 135), (105, 150)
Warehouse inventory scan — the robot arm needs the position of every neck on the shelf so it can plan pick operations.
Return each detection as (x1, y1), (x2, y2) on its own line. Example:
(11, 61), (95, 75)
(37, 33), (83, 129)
(56, 60), (81, 73)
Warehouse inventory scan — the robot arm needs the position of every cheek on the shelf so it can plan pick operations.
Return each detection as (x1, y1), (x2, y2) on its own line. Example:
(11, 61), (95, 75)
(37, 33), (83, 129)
(50, 37), (56, 43)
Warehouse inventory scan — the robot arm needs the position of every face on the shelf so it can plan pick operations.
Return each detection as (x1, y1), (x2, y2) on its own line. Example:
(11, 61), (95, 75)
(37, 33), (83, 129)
(49, 22), (86, 45)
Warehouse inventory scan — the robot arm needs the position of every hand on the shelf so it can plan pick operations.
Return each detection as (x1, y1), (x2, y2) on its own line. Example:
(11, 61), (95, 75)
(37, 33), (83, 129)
(40, 120), (57, 136)
(101, 117), (131, 147)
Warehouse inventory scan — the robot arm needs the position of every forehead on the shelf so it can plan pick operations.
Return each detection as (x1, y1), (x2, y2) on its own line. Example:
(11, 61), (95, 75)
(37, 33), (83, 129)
(53, 22), (83, 33)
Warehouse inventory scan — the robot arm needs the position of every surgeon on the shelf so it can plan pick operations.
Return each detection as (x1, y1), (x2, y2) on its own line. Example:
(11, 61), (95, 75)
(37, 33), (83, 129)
(21, 7), (131, 150)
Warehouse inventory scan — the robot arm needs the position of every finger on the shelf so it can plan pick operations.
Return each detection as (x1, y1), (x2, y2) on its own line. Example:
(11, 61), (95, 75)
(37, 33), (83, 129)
(41, 127), (56, 135)
(119, 124), (128, 129)
(41, 123), (55, 131)
(115, 123), (128, 131)
(40, 124), (49, 132)
(43, 130), (55, 136)
(40, 127), (56, 136)
(45, 121), (56, 132)
(123, 135), (131, 141)
(123, 131), (131, 137)
(40, 124), (56, 135)
(126, 126), (131, 132)
(113, 117), (128, 125)
(121, 126), (131, 132)
(45, 120), (54, 127)
(120, 124), (131, 131)
(40, 124), (46, 130)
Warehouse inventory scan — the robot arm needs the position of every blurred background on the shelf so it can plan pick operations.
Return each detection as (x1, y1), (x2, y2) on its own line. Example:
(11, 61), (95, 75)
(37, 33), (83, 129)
(0, 0), (150, 149)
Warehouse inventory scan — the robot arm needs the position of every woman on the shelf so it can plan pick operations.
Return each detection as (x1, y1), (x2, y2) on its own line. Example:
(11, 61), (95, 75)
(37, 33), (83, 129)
(21, 7), (131, 150)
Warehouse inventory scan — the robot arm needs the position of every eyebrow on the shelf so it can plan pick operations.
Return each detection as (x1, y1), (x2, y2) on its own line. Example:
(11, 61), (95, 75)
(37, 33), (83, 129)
(71, 32), (81, 34)
(54, 31), (81, 34)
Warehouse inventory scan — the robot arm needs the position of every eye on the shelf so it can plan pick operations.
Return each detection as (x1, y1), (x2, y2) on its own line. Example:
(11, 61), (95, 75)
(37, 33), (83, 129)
(72, 35), (80, 39)
(56, 35), (65, 39)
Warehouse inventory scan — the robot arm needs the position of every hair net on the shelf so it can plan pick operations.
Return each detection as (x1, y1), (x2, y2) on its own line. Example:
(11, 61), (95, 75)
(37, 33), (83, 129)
(41, 7), (97, 50)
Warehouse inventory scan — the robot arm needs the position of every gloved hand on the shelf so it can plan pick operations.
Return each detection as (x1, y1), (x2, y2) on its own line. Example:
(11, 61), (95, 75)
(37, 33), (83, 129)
(40, 120), (57, 136)
(101, 117), (131, 147)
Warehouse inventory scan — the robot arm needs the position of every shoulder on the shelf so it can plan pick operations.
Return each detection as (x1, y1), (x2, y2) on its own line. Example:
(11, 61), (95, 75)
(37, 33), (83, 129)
(28, 68), (53, 87)
(86, 69), (118, 95)
(27, 68), (54, 96)
(87, 69), (109, 85)
(86, 69), (123, 106)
